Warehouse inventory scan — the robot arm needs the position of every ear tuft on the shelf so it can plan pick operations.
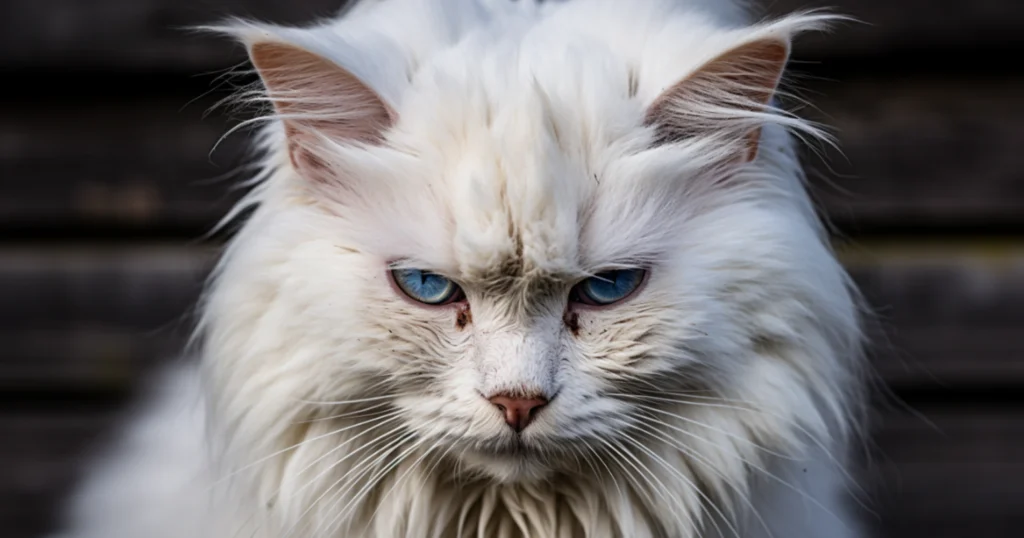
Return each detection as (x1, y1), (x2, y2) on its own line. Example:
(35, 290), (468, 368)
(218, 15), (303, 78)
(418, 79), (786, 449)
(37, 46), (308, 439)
(248, 41), (395, 175)
(644, 37), (791, 162)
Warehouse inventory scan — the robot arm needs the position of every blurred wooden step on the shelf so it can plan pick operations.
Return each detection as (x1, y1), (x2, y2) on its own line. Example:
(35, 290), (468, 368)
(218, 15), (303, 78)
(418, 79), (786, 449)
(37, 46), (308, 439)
(0, 99), (247, 235)
(804, 78), (1024, 231)
(0, 0), (344, 71)
(0, 246), (212, 390)
(4, 0), (1023, 70)
(771, 0), (1024, 59)
(864, 405), (1024, 538)
(0, 409), (119, 538)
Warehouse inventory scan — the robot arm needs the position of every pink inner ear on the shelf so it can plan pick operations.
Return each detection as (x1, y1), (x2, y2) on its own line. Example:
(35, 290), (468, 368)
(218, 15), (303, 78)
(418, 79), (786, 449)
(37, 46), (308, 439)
(249, 42), (396, 173)
(644, 38), (790, 161)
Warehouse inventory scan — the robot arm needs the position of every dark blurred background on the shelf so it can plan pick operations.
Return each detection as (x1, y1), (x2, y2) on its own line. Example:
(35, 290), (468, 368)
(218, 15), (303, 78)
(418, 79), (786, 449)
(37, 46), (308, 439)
(1, 1), (1022, 537)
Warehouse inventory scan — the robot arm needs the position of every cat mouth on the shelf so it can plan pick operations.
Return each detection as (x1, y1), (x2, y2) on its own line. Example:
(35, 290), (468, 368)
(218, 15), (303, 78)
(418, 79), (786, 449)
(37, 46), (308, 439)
(470, 433), (544, 459)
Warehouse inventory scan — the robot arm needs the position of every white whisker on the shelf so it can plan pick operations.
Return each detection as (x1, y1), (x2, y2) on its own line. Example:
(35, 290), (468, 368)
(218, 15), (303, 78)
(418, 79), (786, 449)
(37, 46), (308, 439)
(289, 428), (419, 538)
(619, 432), (738, 538)
(327, 427), (441, 535)
(206, 409), (403, 491)
(614, 392), (871, 504)
(627, 408), (852, 532)
(628, 419), (774, 538)
(596, 437), (665, 517)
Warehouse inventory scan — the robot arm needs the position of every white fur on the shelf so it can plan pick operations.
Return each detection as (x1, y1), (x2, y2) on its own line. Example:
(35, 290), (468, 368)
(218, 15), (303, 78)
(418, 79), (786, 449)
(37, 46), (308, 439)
(54, 1), (866, 537)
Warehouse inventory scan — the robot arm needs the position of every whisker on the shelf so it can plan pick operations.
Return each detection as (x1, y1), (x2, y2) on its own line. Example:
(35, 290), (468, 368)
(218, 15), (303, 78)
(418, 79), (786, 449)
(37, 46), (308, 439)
(628, 419), (774, 538)
(596, 437), (666, 516)
(363, 434), (448, 527)
(582, 442), (625, 501)
(294, 401), (396, 424)
(629, 402), (796, 460)
(286, 412), (406, 479)
(613, 394), (838, 463)
(313, 416), (445, 536)
(612, 436), (705, 535)
(277, 416), (410, 507)
(294, 393), (407, 406)
(330, 438), (421, 536)
(413, 441), (460, 537)
(613, 392), (871, 505)
(619, 432), (737, 538)
(206, 409), (403, 490)
(289, 427), (418, 538)
(626, 410), (852, 533)
(328, 428), (440, 535)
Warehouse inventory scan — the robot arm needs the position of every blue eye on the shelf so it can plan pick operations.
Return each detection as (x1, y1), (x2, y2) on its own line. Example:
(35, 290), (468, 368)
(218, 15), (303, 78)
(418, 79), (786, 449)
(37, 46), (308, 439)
(572, 269), (646, 306)
(391, 268), (464, 305)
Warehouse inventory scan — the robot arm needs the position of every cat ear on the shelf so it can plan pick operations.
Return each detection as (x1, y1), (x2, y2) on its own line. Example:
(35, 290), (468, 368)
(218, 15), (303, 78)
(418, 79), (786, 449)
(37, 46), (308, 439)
(644, 37), (790, 162)
(248, 41), (396, 175)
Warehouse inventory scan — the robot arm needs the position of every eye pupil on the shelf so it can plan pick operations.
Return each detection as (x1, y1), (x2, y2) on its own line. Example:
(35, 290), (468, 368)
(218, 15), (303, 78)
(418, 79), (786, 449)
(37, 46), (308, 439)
(574, 269), (645, 306)
(392, 268), (463, 305)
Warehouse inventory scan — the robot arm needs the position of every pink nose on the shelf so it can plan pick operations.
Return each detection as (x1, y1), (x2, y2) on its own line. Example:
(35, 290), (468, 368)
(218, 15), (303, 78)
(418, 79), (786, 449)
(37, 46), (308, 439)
(488, 393), (549, 432)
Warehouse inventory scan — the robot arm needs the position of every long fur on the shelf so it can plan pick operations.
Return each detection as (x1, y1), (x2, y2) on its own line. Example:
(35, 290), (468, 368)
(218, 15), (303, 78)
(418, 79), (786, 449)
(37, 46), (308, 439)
(54, 1), (866, 537)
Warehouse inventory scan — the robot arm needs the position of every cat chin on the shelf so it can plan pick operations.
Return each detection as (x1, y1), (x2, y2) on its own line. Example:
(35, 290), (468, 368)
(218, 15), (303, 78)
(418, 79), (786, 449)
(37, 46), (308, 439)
(457, 449), (557, 483)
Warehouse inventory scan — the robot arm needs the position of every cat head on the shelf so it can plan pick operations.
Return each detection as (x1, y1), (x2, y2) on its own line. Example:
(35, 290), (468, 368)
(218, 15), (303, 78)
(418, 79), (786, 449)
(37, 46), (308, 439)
(201, 0), (861, 528)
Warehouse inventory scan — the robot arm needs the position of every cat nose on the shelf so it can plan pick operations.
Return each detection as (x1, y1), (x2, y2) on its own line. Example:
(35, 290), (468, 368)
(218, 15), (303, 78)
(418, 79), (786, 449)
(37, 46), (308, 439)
(488, 393), (549, 432)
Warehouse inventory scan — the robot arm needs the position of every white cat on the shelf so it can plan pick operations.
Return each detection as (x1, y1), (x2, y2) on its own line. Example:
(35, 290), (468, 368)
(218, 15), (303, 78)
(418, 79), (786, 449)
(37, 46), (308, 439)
(53, 1), (867, 537)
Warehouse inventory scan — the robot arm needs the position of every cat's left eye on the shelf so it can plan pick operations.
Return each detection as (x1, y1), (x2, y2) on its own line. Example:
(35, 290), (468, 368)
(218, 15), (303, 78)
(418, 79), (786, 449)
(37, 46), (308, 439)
(391, 268), (465, 305)
(570, 269), (647, 306)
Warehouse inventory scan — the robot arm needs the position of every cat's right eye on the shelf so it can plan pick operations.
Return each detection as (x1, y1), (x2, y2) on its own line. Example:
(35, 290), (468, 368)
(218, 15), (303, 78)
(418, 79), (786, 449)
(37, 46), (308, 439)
(391, 268), (465, 305)
(570, 269), (647, 306)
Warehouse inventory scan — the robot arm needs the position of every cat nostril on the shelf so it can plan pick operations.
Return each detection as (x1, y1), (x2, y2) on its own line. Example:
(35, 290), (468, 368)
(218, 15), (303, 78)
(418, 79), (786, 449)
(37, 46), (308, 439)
(487, 393), (549, 432)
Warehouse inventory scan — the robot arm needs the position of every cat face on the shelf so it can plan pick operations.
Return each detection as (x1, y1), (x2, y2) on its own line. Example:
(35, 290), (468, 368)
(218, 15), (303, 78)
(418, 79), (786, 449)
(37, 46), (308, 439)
(208, 93), (845, 488)
(203, 4), (861, 524)
(252, 88), (765, 483)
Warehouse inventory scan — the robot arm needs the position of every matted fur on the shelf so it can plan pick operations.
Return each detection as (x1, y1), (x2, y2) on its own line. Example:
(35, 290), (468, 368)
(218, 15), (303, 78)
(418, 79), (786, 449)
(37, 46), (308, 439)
(54, 1), (866, 537)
